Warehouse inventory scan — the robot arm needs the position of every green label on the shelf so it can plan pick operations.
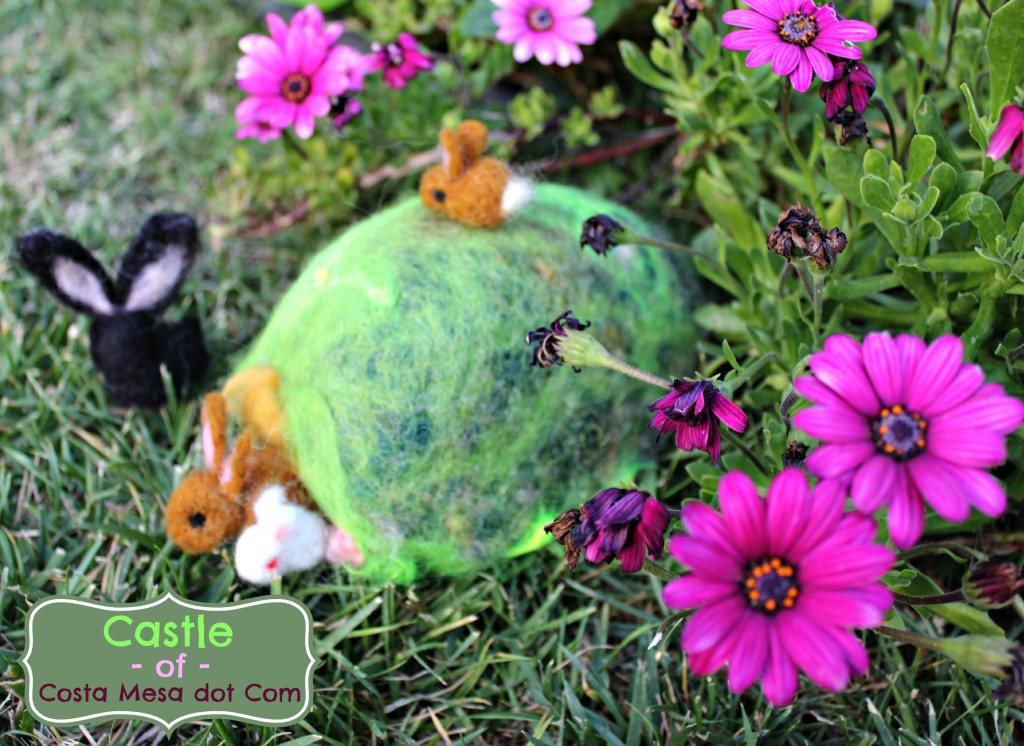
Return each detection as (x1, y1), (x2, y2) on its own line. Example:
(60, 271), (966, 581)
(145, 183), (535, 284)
(19, 591), (317, 731)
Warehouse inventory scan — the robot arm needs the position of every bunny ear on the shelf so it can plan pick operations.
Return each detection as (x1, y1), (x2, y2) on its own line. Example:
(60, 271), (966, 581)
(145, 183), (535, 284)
(439, 127), (465, 179)
(116, 213), (199, 313)
(456, 120), (489, 166)
(200, 392), (228, 472)
(16, 229), (117, 315)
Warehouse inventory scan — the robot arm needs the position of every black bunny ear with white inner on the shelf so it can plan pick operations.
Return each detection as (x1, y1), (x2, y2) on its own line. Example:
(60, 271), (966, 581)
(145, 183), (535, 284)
(16, 230), (117, 315)
(115, 213), (199, 313)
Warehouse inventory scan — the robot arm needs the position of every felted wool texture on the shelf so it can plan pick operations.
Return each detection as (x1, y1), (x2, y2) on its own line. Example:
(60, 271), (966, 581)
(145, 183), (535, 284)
(236, 183), (695, 583)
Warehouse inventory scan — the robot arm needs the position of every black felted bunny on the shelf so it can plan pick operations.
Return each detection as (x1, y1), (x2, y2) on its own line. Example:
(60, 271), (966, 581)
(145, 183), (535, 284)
(17, 213), (209, 408)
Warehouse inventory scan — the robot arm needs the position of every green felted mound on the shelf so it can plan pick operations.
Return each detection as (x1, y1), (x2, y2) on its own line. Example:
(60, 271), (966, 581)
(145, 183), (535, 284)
(237, 183), (695, 583)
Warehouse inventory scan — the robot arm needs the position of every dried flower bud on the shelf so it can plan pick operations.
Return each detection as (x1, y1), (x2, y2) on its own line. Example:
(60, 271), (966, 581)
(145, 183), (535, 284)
(833, 109), (871, 147)
(544, 507), (584, 571)
(580, 215), (625, 256)
(963, 560), (1024, 609)
(767, 205), (848, 270)
(525, 310), (591, 370)
(782, 440), (809, 467)
(668, 0), (704, 28)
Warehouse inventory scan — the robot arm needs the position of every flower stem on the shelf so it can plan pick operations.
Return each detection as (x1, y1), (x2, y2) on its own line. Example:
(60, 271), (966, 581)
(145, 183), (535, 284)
(621, 229), (726, 272)
(895, 542), (984, 563)
(643, 559), (680, 582)
(722, 429), (770, 476)
(599, 355), (674, 390)
(1013, 596), (1024, 623)
(812, 270), (825, 331)
(894, 590), (967, 606)
(779, 85), (817, 203)
(281, 129), (310, 160)
(944, 0), (963, 76)
(872, 97), (898, 163)
(876, 625), (946, 653)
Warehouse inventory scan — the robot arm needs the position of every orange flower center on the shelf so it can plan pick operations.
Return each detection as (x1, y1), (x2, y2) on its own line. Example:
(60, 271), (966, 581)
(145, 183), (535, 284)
(527, 7), (555, 32)
(777, 12), (818, 46)
(872, 404), (928, 461)
(281, 73), (312, 103)
(743, 557), (800, 614)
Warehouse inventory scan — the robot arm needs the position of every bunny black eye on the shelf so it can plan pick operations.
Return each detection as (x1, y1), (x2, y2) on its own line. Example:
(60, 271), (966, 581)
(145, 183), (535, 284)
(432, 189), (446, 204)
(189, 512), (206, 529)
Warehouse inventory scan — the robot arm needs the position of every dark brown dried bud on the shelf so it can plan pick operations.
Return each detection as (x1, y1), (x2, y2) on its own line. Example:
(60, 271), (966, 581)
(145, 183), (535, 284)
(668, 0), (704, 28)
(580, 214), (625, 256)
(834, 109), (871, 147)
(963, 560), (1024, 609)
(767, 205), (847, 270)
(782, 440), (809, 467)
(525, 310), (591, 370)
(544, 508), (584, 571)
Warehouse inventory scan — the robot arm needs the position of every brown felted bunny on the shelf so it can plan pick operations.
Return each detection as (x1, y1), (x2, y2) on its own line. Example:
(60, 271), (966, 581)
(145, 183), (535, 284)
(419, 120), (533, 228)
(165, 383), (362, 584)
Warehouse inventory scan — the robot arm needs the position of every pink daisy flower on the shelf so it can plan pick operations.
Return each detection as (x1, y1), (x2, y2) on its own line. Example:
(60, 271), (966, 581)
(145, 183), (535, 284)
(986, 104), (1024, 175)
(722, 0), (877, 92)
(663, 469), (894, 706)
(794, 333), (1024, 549)
(492, 0), (597, 67)
(648, 379), (748, 465)
(364, 33), (435, 90)
(235, 4), (366, 140)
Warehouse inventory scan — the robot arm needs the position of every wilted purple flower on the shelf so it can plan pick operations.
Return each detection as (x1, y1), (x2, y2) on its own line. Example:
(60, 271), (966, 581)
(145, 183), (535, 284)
(570, 488), (670, 572)
(649, 379), (748, 465)
(794, 333), (1024, 549)
(819, 58), (875, 120)
(365, 33), (434, 89)
(330, 96), (362, 132)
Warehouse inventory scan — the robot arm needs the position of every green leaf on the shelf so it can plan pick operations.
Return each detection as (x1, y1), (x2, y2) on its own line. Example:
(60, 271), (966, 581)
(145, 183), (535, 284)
(861, 174), (896, 211)
(694, 170), (763, 249)
(986, 0), (1024, 116)
(864, 148), (890, 180)
(947, 192), (982, 223)
(618, 40), (675, 93)
(914, 96), (964, 172)
(907, 136), (936, 186)
(897, 252), (995, 272)
(824, 146), (903, 249)
(967, 193), (1008, 251)
(926, 602), (1004, 637)
(929, 162), (958, 211)
(960, 84), (988, 152)
(1007, 184), (1024, 236)
(916, 185), (941, 220)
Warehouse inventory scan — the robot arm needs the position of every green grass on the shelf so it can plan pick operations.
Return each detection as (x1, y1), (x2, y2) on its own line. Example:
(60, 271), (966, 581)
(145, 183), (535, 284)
(1, 0), (1023, 743)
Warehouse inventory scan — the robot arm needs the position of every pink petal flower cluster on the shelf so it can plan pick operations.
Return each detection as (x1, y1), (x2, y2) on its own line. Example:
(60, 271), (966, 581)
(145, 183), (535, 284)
(986, 104), (1024, 175)
(794, 333), (1024, 549)
(235, 4), (366, 141)
(364, 32), (435, 89)
(492, 0), (596, 67)
(722, 0), (877, 92)
(819, 58), (875, 120)
(664, 470), (894, 705)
